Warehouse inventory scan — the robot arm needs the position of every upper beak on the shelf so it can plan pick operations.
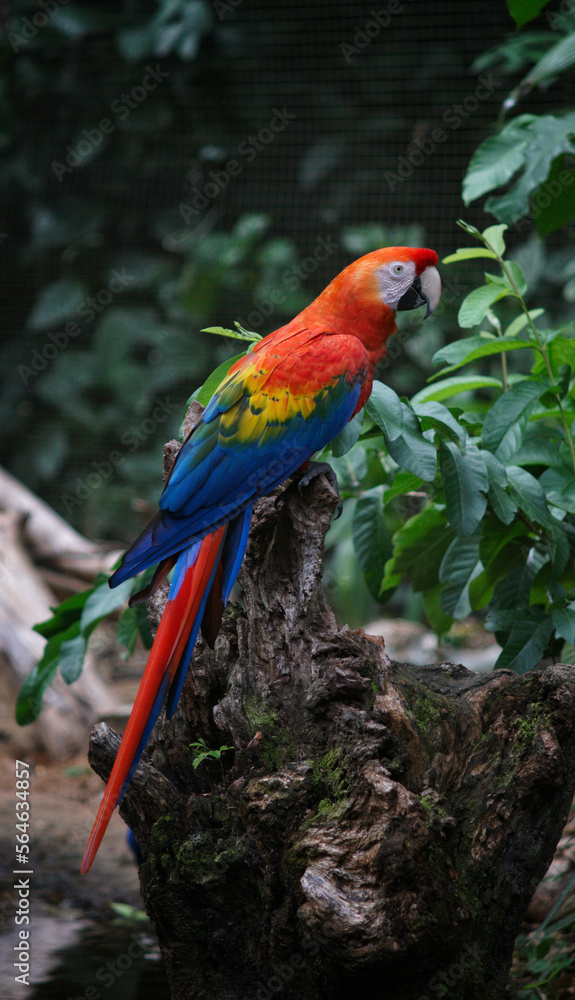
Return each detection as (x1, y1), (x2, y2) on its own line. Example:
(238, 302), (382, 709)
(397, 265), (441, 319)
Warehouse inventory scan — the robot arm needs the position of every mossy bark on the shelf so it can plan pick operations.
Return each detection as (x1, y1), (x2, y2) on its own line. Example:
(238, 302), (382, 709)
(88, 461), (575, 1000)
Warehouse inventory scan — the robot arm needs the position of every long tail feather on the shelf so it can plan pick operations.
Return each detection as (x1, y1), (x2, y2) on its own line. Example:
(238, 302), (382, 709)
(164, 507), (252, 718)
(221, 506), (253, 605)
(129, 554), (178, 607)
(200, 505), (253, 648)
(200, 560), (224, 649)
(81, 525), (226, 874)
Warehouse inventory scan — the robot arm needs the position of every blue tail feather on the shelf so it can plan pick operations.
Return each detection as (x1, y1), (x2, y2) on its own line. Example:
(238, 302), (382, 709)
(164, 508), (252, 719)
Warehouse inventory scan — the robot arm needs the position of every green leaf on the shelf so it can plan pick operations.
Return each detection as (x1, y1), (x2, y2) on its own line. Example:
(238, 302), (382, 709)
(412, 375), (503, 406)
(16, 618), (82, 725)
(458, 284), (512, 329)
(329, 445), (368, 492)
(331, 410), (364, 458)
(365, 381), (403, 442)
(386, 405), (437, 481)
(506, 0), (551, 28)
(135, 601), (154, 650)
(462, 115), (535, 205)
(412, 401), (465, 443)
(510, 424), (566, 468)
(552, 602), (575, 644)
(504, 309), (545, 339)
(16, 656), (60, 726)
(430, 336), (532, 379)
(381, 505), (455, 595)
(469, 519), (530, 609)
(494, 548), (550, 612)
(516, 29), (575, 87)
(479, 514), (528, 568)
(33, 589), (92, 639)
(549, 523), (571, 577)
(190, 352), (246, 408)
(109, 902), (149, 922)
(439, 533), (482, 619)
(486, 114), (575, 226)
(116, 606), (141, 658)
(481, 380), (550, 460)
(533, 335), (575, 378)
(59, 634), (88, 685)
(533, 155), (575, 237)
(482, 225), (508, 257)
(504, 261), (527, 297)
(443, 248), (498, 264)
(484, 452), (518, 525)
(422, 585), (454, 636)
(383, 471), (424, 505)
(492, 614), (554, 673)
(439, 440), (488, 536)
(201, 324), (262, 342)
(352, 487), (392, 600)
(540, 466), (575, 513)
(432, 337), (495, 370)
(507, 464), (556, 529)
(80, 578), (134, 635)
(456, 220), (483, 239)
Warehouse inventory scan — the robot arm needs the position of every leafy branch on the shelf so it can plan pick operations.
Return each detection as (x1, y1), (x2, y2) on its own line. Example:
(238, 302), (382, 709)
(321, 221), (575, 673)
(449, 220), (575, 475)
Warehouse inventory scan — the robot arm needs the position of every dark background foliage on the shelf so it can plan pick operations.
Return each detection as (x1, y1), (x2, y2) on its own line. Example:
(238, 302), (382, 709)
(1, 0), (573, 596)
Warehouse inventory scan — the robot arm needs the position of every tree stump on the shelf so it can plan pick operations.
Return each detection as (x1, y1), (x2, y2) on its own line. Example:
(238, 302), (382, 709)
(88, 473), (575, 1000)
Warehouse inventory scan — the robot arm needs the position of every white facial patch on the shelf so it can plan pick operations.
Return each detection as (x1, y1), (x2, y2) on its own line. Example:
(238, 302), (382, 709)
(377, 260), (417, 309)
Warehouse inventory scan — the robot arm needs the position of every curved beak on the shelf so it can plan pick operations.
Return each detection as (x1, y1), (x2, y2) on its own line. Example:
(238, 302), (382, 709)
(397, 265), (441, 319)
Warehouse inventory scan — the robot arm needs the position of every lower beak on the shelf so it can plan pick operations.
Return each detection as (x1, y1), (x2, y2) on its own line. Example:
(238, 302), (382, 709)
(397, 265), (441, 318)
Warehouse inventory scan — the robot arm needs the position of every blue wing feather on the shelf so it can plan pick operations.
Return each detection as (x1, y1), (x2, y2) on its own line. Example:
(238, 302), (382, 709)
(110, 351), (363, 589)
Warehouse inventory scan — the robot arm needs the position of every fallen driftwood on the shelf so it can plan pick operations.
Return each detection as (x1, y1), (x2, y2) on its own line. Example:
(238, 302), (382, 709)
(88, 465), (575, 1000)
(0, 466), (121, 581)
(0, 469), (121, 758)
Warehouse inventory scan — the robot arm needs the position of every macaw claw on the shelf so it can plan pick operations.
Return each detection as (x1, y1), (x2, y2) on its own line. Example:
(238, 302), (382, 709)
(297, 461), (343, 519)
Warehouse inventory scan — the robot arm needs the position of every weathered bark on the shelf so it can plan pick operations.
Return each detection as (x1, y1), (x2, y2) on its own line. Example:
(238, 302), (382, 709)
(88, 473), (575, 1000)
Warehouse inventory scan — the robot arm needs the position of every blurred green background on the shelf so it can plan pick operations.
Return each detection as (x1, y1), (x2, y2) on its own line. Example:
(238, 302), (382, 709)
(2, 0), (575, 625)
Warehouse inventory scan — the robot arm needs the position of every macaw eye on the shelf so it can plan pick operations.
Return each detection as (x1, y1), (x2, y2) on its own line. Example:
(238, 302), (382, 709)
(391, 263), (404, 276)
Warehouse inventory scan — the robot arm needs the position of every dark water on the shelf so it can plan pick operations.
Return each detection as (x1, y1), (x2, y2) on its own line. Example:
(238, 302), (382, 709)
(28, 922), (170, 1000)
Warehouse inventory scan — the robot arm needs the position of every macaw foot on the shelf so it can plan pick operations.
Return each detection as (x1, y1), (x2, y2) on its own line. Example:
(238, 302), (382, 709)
(297, 461), (343, 519)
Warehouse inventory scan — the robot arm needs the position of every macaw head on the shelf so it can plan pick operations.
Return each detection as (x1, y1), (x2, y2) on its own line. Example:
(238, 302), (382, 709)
(293, 245), (441, 356)
(377, 247), (441, 318)
(351, 246), (441, 318)
(310, 245), (441, 347)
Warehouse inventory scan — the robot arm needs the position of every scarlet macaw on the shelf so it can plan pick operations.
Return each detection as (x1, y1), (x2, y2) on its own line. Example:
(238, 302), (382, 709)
(81, 246), (440, 872)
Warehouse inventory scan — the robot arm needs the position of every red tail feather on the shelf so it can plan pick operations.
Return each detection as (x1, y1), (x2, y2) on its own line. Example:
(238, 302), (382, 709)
(81, 527), (226, 873)
(201, 559), (224, 648)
